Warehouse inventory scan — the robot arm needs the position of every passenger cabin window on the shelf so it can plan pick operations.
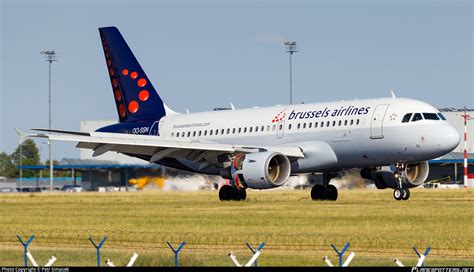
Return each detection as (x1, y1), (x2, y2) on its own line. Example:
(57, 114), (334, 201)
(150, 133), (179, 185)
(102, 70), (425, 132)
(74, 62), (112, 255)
(303, 123), (306, 129)
(423, 113), (440, 120)
(249, 127), (253, 133)
(288, 124), (292, 130)
(309, 122), (312, 128)
(411, 113), (423, 122)
(402, 113), (412, 123)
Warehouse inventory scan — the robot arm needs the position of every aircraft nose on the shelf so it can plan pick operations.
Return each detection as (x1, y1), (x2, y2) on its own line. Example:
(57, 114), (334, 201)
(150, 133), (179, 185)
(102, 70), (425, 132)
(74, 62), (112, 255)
(441, 124), (460, 152)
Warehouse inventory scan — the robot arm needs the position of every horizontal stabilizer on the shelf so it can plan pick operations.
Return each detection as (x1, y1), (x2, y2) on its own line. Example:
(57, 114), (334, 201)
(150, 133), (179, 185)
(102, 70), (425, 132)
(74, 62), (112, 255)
(32, 128), (91, 136)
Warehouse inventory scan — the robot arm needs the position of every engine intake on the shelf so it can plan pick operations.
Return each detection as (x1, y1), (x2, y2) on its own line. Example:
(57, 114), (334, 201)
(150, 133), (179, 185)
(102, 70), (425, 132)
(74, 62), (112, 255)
(221, 151), (291, 189)
(404, 161), (429, 187)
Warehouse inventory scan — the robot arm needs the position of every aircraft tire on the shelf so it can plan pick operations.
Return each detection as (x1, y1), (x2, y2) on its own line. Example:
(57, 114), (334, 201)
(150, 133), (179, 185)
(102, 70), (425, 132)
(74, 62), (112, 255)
(402, 188), (410, 200)
(311, 185), (325, 200)
(219, 185), (234, 201)
(326, 185), (338, 201)
(238, 189), (247, 201)
(393, 188), (403, 201)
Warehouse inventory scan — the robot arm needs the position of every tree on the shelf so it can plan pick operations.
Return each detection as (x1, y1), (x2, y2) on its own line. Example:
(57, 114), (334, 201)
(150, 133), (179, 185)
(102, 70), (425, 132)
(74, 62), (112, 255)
(0, 152), (15, 178)
(11, 139), (41, 178)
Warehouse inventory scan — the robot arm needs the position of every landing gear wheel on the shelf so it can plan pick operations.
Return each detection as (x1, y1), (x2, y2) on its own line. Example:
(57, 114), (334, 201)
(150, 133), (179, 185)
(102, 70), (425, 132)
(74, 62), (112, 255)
(219, 185), (234, 201)
(326, 185), (338, 201)
(402, 188), (410, 200)
(238, 189), (247, 201)
(393, 188), (403, 201)
(219, 185), (246, 201)
(311, 185), (325, 200)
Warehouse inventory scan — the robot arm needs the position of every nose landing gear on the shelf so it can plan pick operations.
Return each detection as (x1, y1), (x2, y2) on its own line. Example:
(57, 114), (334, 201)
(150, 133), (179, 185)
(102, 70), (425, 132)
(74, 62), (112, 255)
(393, 163), (410, 201)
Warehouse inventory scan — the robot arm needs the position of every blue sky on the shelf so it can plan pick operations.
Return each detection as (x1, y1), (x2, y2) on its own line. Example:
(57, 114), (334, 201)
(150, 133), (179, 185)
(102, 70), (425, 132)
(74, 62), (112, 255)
(1, 0), (472, 161)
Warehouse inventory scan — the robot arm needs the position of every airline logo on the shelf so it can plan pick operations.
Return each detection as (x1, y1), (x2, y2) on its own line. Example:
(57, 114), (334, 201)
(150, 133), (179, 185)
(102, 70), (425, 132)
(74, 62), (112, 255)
(271, 108), (289, 123)
(272, 105), (371, 123)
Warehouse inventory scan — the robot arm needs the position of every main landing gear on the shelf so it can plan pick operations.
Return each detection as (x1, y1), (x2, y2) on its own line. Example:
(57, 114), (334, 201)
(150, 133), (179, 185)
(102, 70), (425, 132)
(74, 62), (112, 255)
(311, 173), (338, 201)
(393, 163), (410, 201)
(219, 185), (246, 201)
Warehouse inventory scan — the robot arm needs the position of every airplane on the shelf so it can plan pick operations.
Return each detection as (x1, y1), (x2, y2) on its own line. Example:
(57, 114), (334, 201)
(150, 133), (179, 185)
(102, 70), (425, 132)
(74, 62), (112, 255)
(31, 26), (460, 201)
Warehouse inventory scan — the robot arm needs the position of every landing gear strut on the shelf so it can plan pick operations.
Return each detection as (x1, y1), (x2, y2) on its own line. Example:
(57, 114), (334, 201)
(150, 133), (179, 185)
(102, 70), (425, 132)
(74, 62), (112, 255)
(219, 185), (246, 201)
(393, 163), (410, 201)
(311, 173), (338, 201)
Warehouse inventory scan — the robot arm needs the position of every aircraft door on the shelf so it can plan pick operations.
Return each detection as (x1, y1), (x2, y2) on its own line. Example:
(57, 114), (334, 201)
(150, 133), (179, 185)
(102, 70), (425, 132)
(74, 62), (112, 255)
(370, 104), (389, 139)
(277, 120), (285, 139)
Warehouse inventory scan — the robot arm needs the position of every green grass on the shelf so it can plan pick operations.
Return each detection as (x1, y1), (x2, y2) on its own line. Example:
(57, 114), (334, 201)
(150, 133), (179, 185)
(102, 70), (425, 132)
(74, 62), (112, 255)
(0, 189), (473, 266)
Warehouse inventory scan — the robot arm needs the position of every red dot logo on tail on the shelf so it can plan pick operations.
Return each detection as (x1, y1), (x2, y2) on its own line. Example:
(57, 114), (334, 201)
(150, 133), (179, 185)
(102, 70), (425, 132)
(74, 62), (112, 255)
(128, 101), (139, 113)
(139, 90), (149, 101)
(137, 78), (147, 87)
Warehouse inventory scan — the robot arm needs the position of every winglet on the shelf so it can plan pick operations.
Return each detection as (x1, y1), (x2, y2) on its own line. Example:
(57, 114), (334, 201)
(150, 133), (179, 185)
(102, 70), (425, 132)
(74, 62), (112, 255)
(14, 128), (27, 144)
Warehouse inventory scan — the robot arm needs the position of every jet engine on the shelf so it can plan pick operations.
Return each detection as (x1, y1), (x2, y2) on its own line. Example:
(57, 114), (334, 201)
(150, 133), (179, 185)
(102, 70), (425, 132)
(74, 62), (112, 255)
(360, 161), (430, 189)
(220, 151), (291, 189)
(404, 161), (430, 187)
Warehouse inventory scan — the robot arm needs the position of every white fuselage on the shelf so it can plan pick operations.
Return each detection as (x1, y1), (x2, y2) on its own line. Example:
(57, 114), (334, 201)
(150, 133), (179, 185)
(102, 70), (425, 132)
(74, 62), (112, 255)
(157, 97), (460, 174)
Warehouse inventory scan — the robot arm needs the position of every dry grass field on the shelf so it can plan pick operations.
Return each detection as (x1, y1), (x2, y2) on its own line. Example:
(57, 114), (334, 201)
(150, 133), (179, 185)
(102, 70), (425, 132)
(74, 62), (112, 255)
(0, 188), (472, 266)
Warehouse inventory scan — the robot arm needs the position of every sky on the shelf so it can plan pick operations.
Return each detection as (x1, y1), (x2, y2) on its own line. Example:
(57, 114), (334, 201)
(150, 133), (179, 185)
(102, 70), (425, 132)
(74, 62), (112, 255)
(1, 0), (473, 161)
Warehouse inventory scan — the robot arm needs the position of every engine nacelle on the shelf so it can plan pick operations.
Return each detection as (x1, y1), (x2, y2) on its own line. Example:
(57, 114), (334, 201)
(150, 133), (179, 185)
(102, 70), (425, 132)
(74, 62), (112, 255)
(361, 161), (429, 189)
(221, 152), (291, 189)
(404, 161), (429, 187)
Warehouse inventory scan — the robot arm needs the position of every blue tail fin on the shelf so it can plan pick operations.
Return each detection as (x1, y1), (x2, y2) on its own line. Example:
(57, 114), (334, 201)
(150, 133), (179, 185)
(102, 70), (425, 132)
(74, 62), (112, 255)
(99, 27), (166, 122)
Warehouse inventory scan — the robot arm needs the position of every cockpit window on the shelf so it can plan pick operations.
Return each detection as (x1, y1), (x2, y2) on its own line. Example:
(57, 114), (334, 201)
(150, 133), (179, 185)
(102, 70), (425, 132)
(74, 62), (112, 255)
(402, 113), (412, 123)
(411, 113), (423, 122)
(423, 113), (440, 120)
(437, 113), (446, 120)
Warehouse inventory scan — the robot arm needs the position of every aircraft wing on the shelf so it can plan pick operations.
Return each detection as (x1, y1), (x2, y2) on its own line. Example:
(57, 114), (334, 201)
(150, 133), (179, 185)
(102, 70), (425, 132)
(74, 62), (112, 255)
(29, 129), (304, 164)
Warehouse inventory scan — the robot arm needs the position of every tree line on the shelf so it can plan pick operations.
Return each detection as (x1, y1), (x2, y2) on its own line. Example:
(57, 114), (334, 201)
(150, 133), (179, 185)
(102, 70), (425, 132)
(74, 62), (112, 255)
(0, 139), (69, 178)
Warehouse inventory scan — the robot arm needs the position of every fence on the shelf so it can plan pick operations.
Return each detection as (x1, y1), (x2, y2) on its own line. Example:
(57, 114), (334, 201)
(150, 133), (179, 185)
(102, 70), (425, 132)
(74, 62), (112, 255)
(2, 229), (473, 267)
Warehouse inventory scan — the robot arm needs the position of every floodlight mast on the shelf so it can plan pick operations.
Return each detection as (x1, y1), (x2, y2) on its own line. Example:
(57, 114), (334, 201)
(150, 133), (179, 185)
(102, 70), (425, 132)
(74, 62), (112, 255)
(40, 50), (57, 191)
(284, 41), (298, 105)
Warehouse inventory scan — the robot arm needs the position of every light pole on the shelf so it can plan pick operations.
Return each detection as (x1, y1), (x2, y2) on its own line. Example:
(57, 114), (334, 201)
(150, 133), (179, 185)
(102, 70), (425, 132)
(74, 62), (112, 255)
(284, 41), (298, 105)
(40, 50), (57, 191)
(14, 129), (26, 192)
